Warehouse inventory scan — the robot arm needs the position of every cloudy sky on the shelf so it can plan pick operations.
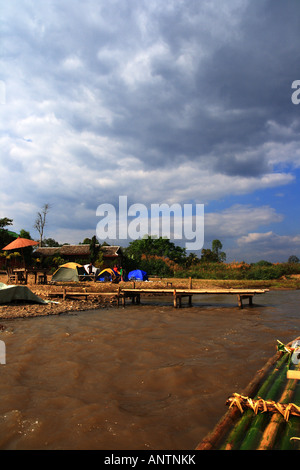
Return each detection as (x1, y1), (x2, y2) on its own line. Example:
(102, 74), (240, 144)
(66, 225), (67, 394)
(1, 0), (300, 262)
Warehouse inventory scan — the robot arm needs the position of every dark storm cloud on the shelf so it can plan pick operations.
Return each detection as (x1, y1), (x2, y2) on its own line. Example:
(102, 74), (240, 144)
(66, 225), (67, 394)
(14, 1), (297, 174)
(3, 0), (300, 175)
(60, 0), (299, 178)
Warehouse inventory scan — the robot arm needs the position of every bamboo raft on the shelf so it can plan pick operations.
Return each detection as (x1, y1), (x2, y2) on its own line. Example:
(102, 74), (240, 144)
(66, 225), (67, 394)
(196, 337), (300, 450)
(47, 287), (269, 309)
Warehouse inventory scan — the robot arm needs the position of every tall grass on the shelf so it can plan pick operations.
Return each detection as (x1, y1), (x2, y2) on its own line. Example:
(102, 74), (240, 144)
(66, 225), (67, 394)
(162, 261), (300, 280)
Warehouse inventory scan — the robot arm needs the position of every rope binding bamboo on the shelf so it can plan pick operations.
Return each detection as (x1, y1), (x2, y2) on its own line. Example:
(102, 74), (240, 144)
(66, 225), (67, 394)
(226, 393), (300, 421)
(277, 339), (300, 357)
(225, 339), (300, 422)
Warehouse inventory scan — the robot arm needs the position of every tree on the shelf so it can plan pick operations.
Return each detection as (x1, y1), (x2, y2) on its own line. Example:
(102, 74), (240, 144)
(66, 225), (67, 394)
(19, 229), (32, 240)
(288, 255), (300, 264)
(34, 203), (50, 247)
(212, 239), (226, 262)
(200, 248), (219, 263)
(89, 235), (99, 263)
(0, 217), (15, 250)
(0, 217), (13, 229)
(125, 236), (186, 265)
(43, 238), (61, 247)
(94, 250), (104, 269)
(185, 252), (199, 267)
(81, 238), (92, 245)
(254, 260), (272, 266)
(201, 239), (226, 263)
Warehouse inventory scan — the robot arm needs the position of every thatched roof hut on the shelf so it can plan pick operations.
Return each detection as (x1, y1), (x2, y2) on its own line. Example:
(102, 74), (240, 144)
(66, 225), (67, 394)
(34, 244), (122, 266)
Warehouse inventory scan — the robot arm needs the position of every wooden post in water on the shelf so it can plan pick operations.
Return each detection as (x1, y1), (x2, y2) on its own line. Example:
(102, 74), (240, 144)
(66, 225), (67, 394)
(117, 287), (120, 308)
(173, 289), (177, 308)
(237, 294), (254, 309)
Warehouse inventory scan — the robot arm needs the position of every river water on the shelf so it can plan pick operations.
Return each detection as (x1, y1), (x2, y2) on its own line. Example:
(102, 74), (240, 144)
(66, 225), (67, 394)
(0, 290), (299, 450)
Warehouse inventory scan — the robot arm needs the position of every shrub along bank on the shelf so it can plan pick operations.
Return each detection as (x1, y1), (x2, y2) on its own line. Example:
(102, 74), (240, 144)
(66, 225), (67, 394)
(135, 259), (300, 281)
(175, 262), (300, 281)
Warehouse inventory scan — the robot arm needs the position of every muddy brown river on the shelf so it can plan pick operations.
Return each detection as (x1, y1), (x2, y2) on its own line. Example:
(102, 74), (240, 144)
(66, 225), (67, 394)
(0, 290), (299, 450)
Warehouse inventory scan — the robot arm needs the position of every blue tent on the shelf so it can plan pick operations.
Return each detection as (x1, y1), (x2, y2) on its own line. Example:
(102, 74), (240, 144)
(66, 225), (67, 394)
(96, 268), (116, 282)
(128, 269), (148, 281)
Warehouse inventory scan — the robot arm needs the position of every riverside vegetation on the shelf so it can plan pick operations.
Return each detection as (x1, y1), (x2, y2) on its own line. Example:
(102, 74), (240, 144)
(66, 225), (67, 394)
(124, 237), (300, 285)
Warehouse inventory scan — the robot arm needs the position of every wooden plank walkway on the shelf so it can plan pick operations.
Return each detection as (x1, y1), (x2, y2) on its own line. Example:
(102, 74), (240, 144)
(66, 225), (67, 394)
(48, 287), (269, 309)
(48, 288), (118, 301)
(121, 288), (269, 308)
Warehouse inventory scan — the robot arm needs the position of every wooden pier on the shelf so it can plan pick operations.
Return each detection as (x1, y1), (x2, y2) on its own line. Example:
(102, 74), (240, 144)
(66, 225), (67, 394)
(120, 288), (269, 309)
(48, 287), (269, 309)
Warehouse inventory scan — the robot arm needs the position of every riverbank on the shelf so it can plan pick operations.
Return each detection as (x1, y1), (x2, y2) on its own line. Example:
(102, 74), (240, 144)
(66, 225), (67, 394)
(0, 274), (299, 321)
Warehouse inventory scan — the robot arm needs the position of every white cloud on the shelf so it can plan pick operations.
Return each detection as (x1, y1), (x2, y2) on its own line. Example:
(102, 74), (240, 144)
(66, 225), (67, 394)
(263, 139), (300, 169)
(205, 205), (283, 239)
(121, 42), (169, 88)
(229, 231), (300, 262)
(62, 55), (84, 71)
(238, 231), (300, 247)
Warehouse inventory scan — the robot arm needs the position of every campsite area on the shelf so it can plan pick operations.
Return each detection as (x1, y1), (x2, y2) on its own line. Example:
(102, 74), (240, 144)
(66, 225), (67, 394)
(1, 268), (300, 321)
(0, 270), (124, 320)
(0, 272), (197, 320)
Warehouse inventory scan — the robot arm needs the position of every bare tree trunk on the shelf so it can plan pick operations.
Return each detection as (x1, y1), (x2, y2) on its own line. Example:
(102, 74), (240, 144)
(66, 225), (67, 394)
(34, 203), (50, 247)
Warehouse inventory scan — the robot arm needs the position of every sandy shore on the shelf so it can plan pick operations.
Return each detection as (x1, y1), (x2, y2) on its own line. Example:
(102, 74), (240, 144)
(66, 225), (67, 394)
(0, 273), (299, 321)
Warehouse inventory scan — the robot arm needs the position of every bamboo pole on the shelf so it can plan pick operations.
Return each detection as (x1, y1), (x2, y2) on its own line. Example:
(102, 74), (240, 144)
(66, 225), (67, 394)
(220, 353), (289, 450)
(257, 362), (300, 450)
(198, 339), (300, 450)
(279, 378), (300, 450)
(197, 350), (283, 450)
(239, 361), (289, 450)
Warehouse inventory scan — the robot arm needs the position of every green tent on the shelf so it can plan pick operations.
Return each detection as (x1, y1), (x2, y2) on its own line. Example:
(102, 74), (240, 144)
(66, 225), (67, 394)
(51, 262), (86, 282)
(0, 283), (47, 304)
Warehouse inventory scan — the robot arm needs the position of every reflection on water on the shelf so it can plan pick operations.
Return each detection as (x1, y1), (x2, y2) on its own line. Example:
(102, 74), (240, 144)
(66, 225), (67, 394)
(0, 290), (299, 450)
